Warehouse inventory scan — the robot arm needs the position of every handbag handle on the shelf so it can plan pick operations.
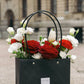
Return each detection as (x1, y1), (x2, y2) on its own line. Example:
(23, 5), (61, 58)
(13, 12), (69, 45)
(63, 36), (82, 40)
(21, 10), (62, 57)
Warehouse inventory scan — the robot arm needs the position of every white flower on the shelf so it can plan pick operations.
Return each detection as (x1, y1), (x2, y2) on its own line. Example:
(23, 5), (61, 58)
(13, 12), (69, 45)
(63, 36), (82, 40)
(14, 34), (23, 41)
(71, 55), (77, 60)
(25, 27), (34, 34)
(69, 28), (76, 35)
(17, 28), (25, 34)
(48, 29), (56, 42)
(40, 44), (44, 46)
(62, 36), (68, 40)
(62, 35), (79, 47)
(20, 19), (27, 25)
(41, 38), (47, 42)
(20, 19), (28, 28)
(52, 41), (59, 46)
(59, 36), (67, 41)
(67, 35), (79, 47)
(8, 43), (22, 53)
(32, 53), (42, 59)
(40, 38), (47, 46)
(7, 27), (15, 35)
(60, 51), (67, 59)
(6, 38), (11, 44)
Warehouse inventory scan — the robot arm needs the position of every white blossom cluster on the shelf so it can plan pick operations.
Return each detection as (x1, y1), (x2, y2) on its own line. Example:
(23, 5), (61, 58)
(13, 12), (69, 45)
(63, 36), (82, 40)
(7, 25), (34, 54)
(62, 35), (79, 47)
(59, 28), (79, 61)
(8, 43), (22, 53)
(6, 22), (79, 62)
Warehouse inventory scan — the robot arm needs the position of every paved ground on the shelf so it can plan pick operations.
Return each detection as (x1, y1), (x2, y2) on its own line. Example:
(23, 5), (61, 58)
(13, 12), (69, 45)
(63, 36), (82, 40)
(0, 40), (84, 84)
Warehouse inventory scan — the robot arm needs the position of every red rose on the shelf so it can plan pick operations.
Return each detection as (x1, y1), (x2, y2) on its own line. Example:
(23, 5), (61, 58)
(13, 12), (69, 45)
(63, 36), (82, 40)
(23, 40), (40, 54)
(59, 39), (73, 50)
(45, 41), (60, 49)
(45, 41), (51, 45)
(11, 39), (18, 44)
(39, 45), (59, 59)
(55, 45), (60, 49)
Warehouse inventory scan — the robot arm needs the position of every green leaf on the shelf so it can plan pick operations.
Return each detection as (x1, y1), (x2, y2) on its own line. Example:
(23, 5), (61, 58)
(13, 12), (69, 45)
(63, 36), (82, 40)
(67, 55), (71, 58)
(74, 29), (79, 37)
(60, 46), (66, 51)
(39, 35), (43, 41)
(12, 51), (16, 54)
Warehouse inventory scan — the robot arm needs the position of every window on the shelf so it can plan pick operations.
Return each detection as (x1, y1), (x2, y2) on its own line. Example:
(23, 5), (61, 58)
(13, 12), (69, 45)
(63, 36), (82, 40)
(22, 0), (27, 17)
(37, 0), (41, 16)
(77, 0), (84, 12)
(47, 27), (51, 37)
(5, 10), (15, 27)
(65, 0), (69, 11)
(51, 0), (57, 14)
(74, 27), (83, 43)
(34, 28), (39, 32)
(0, 3), (1, 24)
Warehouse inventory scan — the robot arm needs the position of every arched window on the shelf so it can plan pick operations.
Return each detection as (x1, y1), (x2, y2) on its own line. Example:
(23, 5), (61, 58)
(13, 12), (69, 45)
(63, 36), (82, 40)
(0, 3), (1, 24)
(22, 0), (27, 17)
(51, 0), (57, 14)
(65, 0), (69, 12)
(37, 0), (41, 16)
(5, 10), (14, 27)
(77, 0), (84, 12)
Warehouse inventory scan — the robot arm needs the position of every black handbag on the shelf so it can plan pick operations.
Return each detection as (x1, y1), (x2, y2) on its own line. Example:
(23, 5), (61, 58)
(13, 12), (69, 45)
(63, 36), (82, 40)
(16, 10), (70, 84)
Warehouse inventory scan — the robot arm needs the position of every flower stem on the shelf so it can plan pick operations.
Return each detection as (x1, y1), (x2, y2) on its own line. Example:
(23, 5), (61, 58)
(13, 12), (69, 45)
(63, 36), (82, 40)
(24, 35), (28, 58)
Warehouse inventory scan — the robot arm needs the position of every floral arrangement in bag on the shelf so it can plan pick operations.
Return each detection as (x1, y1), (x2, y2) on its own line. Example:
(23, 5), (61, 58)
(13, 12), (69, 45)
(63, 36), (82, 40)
(6, 20), (79, 61)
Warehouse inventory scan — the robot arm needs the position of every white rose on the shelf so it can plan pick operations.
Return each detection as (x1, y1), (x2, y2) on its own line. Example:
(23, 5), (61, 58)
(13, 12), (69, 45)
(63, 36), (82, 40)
(8, 43), (22, 53)
(6, 38), (11, 44)
(59, 36), (67, 41)
(32, 53), (42, 59)
(67, 35), (79, 47)
(52, 41), (59, 46)
(7, 27), (15, 35)
(48, 29), (56, 42)
(62, 36), (68, 40)
(69, 28), (76, 36)
(14, 34), (23, 41)
(25, 27), (34, 34)
(17, 28), (25, 34)
(71, 55), (77, 60)
(59, 51), (67, 59)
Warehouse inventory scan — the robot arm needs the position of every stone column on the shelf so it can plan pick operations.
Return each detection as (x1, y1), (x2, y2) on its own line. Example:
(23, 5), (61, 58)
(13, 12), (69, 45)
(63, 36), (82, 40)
(18, 0), (22, 20)
(27, 0), (34, 22)
(83, 27), (84, 43)
(41, 0), (47, 21)
(57, 0), (65, 17)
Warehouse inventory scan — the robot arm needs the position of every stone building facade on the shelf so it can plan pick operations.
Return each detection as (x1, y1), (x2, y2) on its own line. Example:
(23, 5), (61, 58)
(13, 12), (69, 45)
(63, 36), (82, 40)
(0, 0), (84, 43)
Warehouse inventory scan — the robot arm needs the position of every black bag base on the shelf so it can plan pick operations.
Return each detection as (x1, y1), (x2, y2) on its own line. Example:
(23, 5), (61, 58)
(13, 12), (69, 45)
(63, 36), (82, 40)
(16, 58), (70, 84)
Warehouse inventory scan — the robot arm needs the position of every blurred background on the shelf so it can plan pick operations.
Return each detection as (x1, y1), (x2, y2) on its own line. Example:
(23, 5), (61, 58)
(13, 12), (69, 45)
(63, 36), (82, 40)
(0, 0), (84, 43)
(0, 0), (84, 84)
